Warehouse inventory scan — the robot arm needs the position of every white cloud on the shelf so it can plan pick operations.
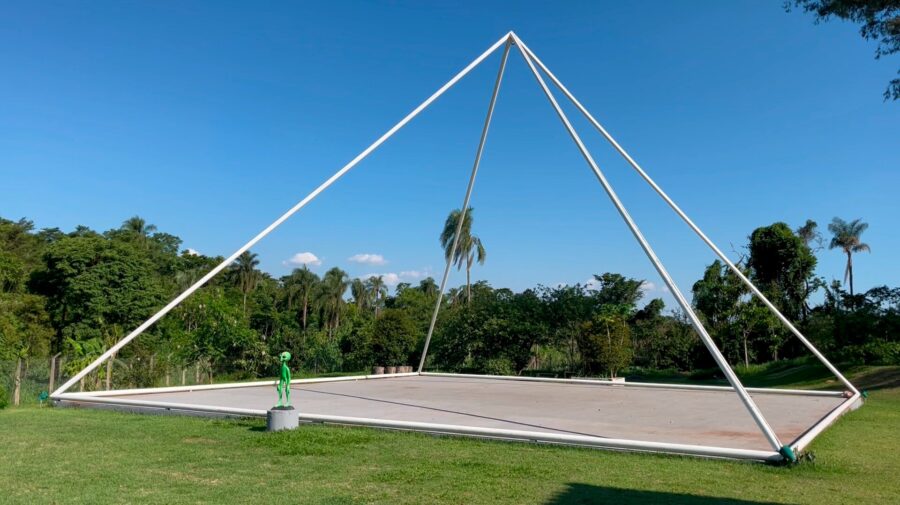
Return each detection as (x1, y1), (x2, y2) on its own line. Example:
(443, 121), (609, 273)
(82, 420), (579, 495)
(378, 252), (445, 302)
(283, 252), (321, 267)
(185, 248), (201, 256)
(363, 272), (401, 286)
(348, 253), (387, 266)
(641, 280), (670, 293)
(362, 270), (429, 287)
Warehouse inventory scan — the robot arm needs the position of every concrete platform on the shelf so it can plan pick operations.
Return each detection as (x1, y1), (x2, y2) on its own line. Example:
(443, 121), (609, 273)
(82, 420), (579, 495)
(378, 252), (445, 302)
(99, 374), (845, 452)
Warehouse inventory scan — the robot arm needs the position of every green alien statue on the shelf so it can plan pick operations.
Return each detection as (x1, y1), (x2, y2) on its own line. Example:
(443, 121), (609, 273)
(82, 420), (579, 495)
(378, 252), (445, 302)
(276, 351), (292, 408)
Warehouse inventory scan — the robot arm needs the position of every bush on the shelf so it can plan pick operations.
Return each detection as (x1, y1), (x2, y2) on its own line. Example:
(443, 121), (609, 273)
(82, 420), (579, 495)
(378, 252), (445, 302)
(0, 385), (8, 410)
(578, 314), (633, 378)
(837, 341), (900, 366)
(482, 357), (515, 376)
(370, 309), (418, 366)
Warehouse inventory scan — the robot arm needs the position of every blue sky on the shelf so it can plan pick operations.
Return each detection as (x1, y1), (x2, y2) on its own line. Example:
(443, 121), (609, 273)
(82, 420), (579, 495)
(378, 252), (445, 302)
(2, 1), (897, 308)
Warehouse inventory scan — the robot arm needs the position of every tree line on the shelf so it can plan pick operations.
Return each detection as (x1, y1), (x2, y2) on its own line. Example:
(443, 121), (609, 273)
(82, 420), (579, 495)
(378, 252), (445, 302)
(0, 211), (896, 407)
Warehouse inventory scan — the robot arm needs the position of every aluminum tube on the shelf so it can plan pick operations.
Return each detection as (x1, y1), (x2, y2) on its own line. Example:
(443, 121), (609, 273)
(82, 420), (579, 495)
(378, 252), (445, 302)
(56, 394), (268, 417)
(790, 393), (861, 453)
(61, 372), (419, 398)
(512, 34), (783, 452)
(299, 412), (781, 461)
(53, 32), (514, 397)
(418, 37), (513, 372)
(421, 372), (845, 397)
(517, 42), (857, 396)
(56, 394), (781, 461)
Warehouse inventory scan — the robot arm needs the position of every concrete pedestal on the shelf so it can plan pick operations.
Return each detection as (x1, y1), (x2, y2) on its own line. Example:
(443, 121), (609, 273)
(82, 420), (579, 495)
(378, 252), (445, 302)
(267, 406), (299, 432)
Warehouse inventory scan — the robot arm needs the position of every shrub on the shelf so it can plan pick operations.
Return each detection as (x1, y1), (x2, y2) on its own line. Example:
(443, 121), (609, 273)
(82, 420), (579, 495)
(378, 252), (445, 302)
(578, 313), (633, 378)
(0, 385), (8, 410)
(370, 309), (418, 366)
(482, 357), (515, 376)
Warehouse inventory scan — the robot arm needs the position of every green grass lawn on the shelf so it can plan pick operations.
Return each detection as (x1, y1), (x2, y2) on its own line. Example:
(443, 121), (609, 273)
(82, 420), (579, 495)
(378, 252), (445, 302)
(2, 369), (899, 504)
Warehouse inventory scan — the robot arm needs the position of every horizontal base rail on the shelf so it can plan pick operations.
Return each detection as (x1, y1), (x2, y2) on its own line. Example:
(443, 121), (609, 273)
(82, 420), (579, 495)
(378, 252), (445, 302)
(422, 372), (847, 397)
(790, 392), (863, 453)
(55, 372), (419, 398)
(53, 371), (857, 463)
(54, 391), (781, 462)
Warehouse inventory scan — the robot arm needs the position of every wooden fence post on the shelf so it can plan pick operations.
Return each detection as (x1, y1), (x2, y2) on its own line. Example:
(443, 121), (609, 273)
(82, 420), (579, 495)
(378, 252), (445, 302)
(13, 357), (22, 406)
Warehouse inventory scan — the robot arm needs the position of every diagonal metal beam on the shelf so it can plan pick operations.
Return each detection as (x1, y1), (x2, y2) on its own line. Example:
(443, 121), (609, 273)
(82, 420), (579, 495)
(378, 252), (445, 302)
(517, 41), (857, 396)
(53, 32), (514, 397)
(511, 33), (784, 452)
(418, 37), (513, 372)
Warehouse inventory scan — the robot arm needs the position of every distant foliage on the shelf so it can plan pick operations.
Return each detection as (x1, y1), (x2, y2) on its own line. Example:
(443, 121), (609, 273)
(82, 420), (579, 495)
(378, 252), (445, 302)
(788, 0), (900, 100)
(0, 211), (894, 400)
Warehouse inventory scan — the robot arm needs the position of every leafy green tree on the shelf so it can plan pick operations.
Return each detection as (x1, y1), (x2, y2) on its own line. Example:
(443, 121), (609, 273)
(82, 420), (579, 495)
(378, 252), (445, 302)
(828, 217), (871, 296)
(440, 208), (486, 304)
(370, 309), (418, 366)
(731, 300), (780, 366)
(747, 222), (817, 321)
(0, 252), (26, 293)
(0, 294), (52, 403)
(693, 260), (746, 334)
(0, 218), (48, 274)
(788, 0), (900, 100)
(186, 289), (266, 379)
(579, 310), (633, 378)
(590, 273), (644, 311)
(30, 235), (164, 354)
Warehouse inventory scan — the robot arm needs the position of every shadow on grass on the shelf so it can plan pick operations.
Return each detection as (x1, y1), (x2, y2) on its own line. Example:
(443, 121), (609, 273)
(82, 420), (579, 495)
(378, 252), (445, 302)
(849, 367), (900, 391)
(545, 483), (788, 505)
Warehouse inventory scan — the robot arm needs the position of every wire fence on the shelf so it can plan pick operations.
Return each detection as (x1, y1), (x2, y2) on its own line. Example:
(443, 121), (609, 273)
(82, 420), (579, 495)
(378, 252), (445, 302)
(1, 357), (226, 406)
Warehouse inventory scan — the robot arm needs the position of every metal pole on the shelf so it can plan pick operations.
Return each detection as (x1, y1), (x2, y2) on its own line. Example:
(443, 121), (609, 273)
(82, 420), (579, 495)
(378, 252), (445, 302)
(517, 42), (858, 395)
(54, 393), (782, 461)
(53, 32), (514, 397)
(418, 38), (513, 373)
(512, 34), (783, 452)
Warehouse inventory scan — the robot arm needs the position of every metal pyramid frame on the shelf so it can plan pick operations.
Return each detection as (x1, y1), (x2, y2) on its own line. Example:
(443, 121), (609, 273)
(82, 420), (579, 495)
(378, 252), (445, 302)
(52, 32), (861, 462)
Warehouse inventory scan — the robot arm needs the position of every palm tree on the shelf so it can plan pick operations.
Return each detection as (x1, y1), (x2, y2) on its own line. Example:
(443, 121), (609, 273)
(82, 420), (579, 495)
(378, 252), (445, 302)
(366, 276), (388, 316)
(316, 267), (349, 337)
(418, 277), (438, 298)
(285, 266), (319, 329)
(232, 251), (261, 315)
(440, 207), (486, 304)
(446, 286), (467, 305)
(121, 216), (157, 246)
(827, 217), (871, 296)
(350, 278), (369, 311)
(796, 219), (822, 250)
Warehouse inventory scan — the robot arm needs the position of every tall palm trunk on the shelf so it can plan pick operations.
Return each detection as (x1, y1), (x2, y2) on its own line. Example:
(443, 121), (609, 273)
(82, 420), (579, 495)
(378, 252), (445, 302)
(466, 256), (473, 304)
(302, 296), (309, 330)
(242, 292), (248, 316)
(847, 251), (854, 296)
